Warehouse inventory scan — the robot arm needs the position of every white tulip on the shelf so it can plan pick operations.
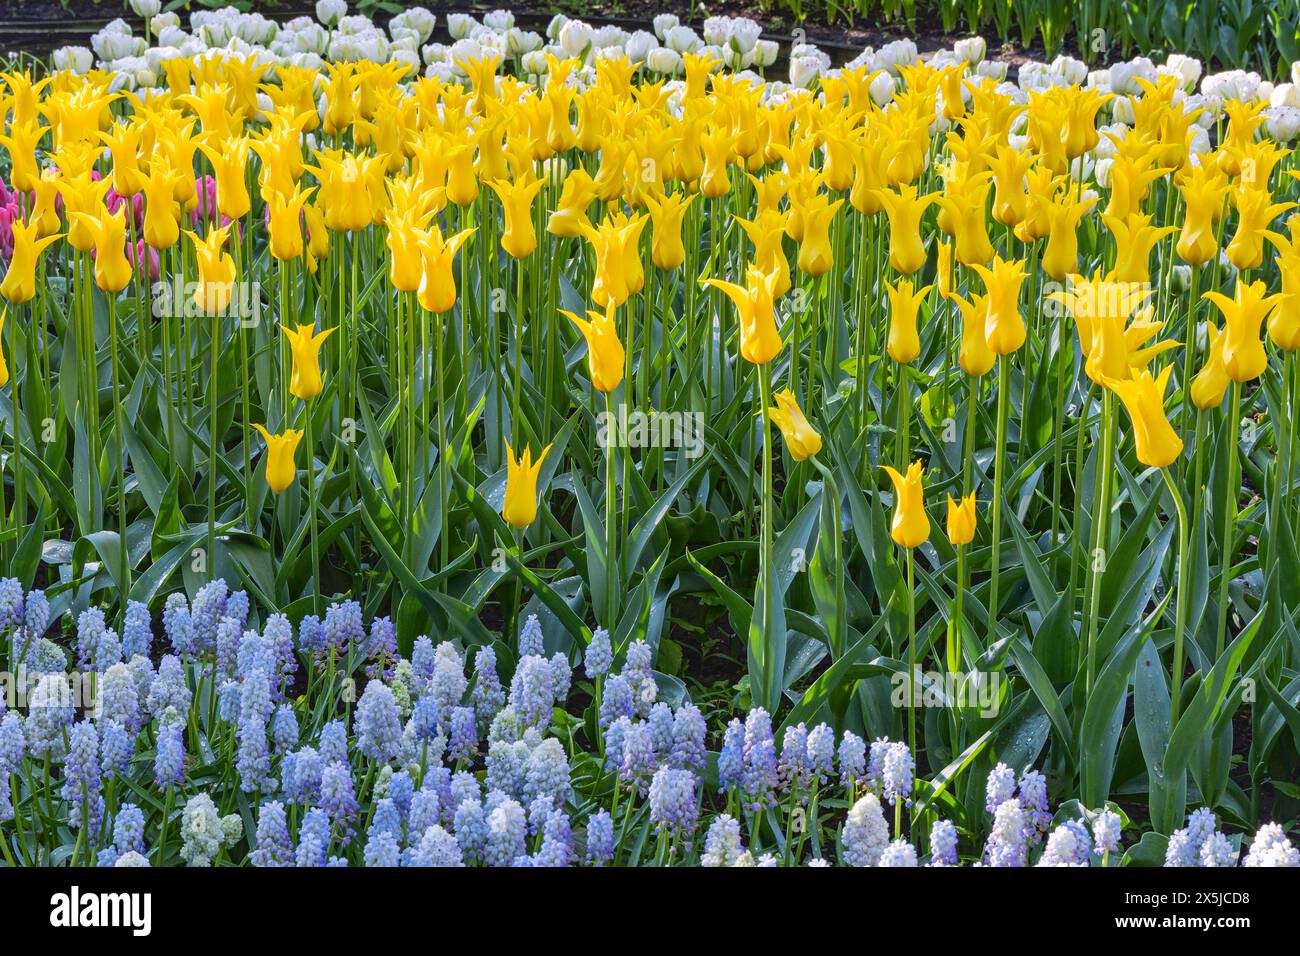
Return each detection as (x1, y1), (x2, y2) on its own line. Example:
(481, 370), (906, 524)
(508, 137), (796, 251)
(484, 9), (514, 31)
(752, 39), (778, 68)
(954, 35), (985, 65)
(129, 0), (161, 20)
(547, 15), (568, 41)
(447, 14), (477, 41)
(52, 45), (94, 73)
(869, 71), (896, 106)
(315, 0), (347, 29)
(625, 31), (657, 64)
(559, 20), (593, 57)
(664, 25), (700, 55)
(1267, 106), (1300, 142)
(653, 14), (679, 41)
(647, 46), (682, 75)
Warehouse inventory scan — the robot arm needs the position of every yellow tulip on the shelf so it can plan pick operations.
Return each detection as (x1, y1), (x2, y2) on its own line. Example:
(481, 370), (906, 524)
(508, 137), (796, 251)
(705, 264), (784, 366)
(875, 183), (937, 275)
(99, 121), (147, 197)
(309, 149), (380, 233)
(547, 169), (597, 239)
(946, 493), (977, 546)
(141, 163), (184, 251)
(935, 174), (995, 266)
(1105, 212), (1176, 285)
(1191, 322), (1230, 409)
(1203, 280), (1284, 383)
(0, 118), (49, 193)
(1103, 139), (1169, 221)
(282, 323), (336, 401)
(735, 210), (792, 298)
(794, 194), (843, 278)
(971, 255), (1027, 356)
(0, 218), (62, 304)
(1269, 232), (1300, 350)
(885, 278), (933, 365)
(1104, 366), (1184, 469)
(954, 292), (996, 377)
(935, 241), (957, 301)
(643, 190), (695, 272)
(562, 305), (625, 394)
(503, 440), (551, 529)
(767, 389), (822, 461)
(383, 207), (427, 292)
(72, 207), (133, 294)
(185, 225), (237, 314)
(253, 423), (303, 494)
(267, 185), (316, 263)
(881, 460), (929, 549)
(699, 127), (737, 199)
(1176, 164), (1231, 266)
(198, 135), (252, 221)
(416, 225), (475, 315)
(488, 171), (546, 260)
(1041, 190), (1098, 281)
(56, 174), (112, 253)
(1224, 186), (1295, 272)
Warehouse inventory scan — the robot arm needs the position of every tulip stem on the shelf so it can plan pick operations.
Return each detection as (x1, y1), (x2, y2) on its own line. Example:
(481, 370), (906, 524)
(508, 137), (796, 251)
(108, 294), (130, 601)
(1215, 381), (1242, 658)
(906, 545), (917, 766)
(988, 357), (1010, 644)
(604, 390), (618, 631)
(1161, 466), (1190, 722)
(306, 399), (321, 614)
(758, 362), (775, 711)
(1085, 391), (1116, 695)
(207, 302), (220, 575)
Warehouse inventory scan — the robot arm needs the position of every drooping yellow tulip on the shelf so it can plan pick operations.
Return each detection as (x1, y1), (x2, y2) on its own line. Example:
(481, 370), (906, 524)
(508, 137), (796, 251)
(1105, 366), (1184, 469)
(416, 225), (476, 315)
(253, 424), (304, 494)
(186, 225), (237, 314)
(562, 305), (625, 394)
(1191, 322), (1231, 409)
(971, 255), (1027, 356)
(488, 170), (546, 260)
(946, 493), (977, 546)
(0, 218), (62, 304)
(767, 389), (822, 461)
(705, 264), (784, 366)
(875, 183), (937, 275)
(282, 323), (336, 401)
(72, 207), (133, 294)
(503, 440), (551, 529)
(882, 460), (929, 549)
(643, 190), (695, 271)
(885, 278), (933, 365)
(1203, 280), (1285, 383)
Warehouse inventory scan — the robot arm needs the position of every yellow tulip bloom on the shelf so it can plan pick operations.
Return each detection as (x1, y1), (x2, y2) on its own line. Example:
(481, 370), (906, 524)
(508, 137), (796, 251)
(186, 225), (237, 314)
(503, 440), (551, 529)
(1191, 322), (1231, 409)
(1203, 280), (1285, 383)
(282, 323), (336, 401)
(935, 174), (995, 265)
(735, 210), (792, 298)
(882, 460), (929, 549)
(562, 305), (625, 394)
(705, 264), (784, 366)
(267, 185), (316, 263)
(1225, 186), (1295, 272)
(1041, 190), (1097, 281)
(0, 218), (62, 304)
(488, 171), (546, 260)
(416, 225), (475, 315)
(1105, 366), (1184, 469)
(141, 163), (184, 251)
(1176, 163), (1232, 266)
(946, 492), (977, 546)
(971, 255), (1028, 356)
(643, 190), (695, 272)
(0, 118), (49, 193)
(72, 207), (133, 294)
(1105, 212), (1176, 286)
(253, 423), (304, 494)
(875, 183), (937, 275)
(547, 169), (597, 239)
(767, 389), (822, 462)
(954, 292), (996, 378)
(198, 135), (252, 221)
(885, 277), (933, 365)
